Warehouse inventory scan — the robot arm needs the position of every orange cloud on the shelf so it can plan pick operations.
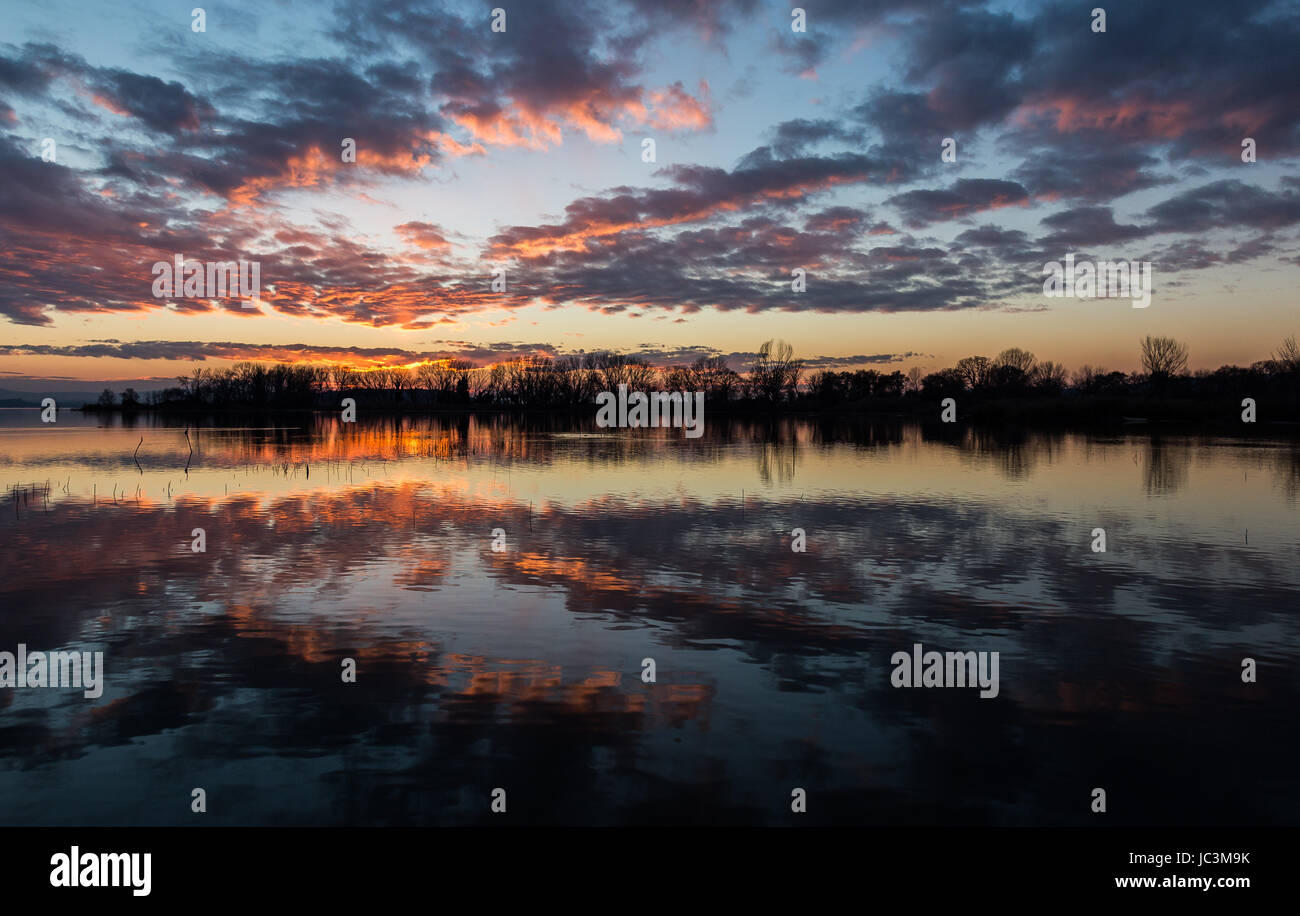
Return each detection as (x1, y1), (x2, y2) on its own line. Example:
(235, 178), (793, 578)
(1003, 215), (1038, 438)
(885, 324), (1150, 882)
(1015, 93), (1197, 139)
(395, 221), (453, 252)
(492, 172), (869, 259)
(226, 139), (439, 207)
(90, 93), (131, 117)
(447, 83), (712, 152)
(645, 81), (713, 131)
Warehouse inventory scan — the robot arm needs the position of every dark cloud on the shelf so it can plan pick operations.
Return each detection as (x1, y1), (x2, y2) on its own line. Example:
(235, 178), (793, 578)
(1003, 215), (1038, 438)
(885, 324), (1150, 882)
(332, 0), (716, 148)
(1011, 140), (1170, 201)
(839, 0), (1300, 183)
(0, 339), (918, 372)
(90, 71), (208, 134)
(804, 206), (870, 233)
(1, 0), (1299, 337)
(768, 118), (858, 158)
(488, 149), (910, 261)
(0, 42), (73, 94)
(1037, 206), (1150, 250)
(1145, 180), (1300, 234)
(954, 225), (1032, 251)
(887, 179), (1030, 227)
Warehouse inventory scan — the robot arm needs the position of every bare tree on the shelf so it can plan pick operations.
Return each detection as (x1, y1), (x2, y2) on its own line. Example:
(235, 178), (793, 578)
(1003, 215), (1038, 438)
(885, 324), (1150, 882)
(1072, 364), (1103, 391)
(587, 351), (654, 393)
(749, 339), (803, 403)
(994, 347), (1036, 374)
(417, 361), (459, 399)
(626, 359), (658, 392)
(691, 355), (740, 401)
(954, 355), (992, 389)
(1139, 335), (1189, 377)
(1029, 360), (1067, 392)
(388, 366), (412, 401)
(1273, 335), (1300, 373)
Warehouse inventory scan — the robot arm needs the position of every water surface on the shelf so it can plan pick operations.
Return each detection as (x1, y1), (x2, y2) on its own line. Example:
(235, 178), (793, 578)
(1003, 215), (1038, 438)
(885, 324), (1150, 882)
(1, 409), (1297, 825)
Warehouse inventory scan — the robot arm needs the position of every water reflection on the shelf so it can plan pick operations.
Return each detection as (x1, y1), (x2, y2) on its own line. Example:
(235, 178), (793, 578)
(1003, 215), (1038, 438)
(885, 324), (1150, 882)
(1141, 437), (1192, 496)
(0, 409), (1297, 825)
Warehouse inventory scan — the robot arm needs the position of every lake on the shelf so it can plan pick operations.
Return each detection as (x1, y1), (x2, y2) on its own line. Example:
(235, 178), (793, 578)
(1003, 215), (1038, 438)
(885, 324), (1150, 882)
(1, 408), (1297, 825)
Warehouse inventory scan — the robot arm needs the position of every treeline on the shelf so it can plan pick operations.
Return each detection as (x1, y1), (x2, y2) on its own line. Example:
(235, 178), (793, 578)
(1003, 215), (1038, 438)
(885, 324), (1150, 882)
(904, 336), (1300, 404)
(83, 335), (1300, 416)
(90, 347), (771, 410)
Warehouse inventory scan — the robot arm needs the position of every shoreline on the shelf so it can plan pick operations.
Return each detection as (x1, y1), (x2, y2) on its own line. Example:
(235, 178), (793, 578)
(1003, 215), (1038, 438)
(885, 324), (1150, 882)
(56, 396), (1300, 435)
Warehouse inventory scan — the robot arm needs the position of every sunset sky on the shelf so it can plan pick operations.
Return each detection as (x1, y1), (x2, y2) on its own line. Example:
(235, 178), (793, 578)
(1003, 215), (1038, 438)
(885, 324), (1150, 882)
(2, 0), (1298, 389)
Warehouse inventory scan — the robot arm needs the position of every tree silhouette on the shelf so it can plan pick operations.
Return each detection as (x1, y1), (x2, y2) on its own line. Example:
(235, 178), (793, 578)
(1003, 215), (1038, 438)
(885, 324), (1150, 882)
(1273, 335), (1300, 373)
(749, 339), (803, 403)
(1139, 335), (1189, 377)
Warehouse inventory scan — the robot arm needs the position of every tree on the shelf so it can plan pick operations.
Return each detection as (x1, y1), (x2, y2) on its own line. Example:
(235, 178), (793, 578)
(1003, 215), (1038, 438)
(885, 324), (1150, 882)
(119, 387), (140, 408)
(1029, 361), (1067, 394)
(1273, 335), (1300, 373)
(921, 368), (965, 399)
(97, 388), (116, 407)
(994, 347), (1036, 374)
(905, 366), (924, 394)
(587, 351), (654, 393)
(806, 370), (840, 403)
(417, 361), (455, 398)
(1139, 335), (1189, 377)
(388, 366), (412, 402)
(954, 355), (992, 390)
(989, 363), (1029, 393)
(691, 355), (740, 401)
(749, 339), (803, 403)
(1072, 365), (1103, 392)
(875, 370), (906, 398)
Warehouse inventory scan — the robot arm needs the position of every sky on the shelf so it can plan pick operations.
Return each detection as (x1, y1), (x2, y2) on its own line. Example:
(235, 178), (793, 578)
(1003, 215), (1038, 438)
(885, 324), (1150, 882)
(1, 0), (1299, 388)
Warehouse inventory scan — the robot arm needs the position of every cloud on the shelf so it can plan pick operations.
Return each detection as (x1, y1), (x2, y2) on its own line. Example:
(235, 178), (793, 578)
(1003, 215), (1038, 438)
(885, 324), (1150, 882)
(334, 0), (718, 151)
(887, 179), (1031, 227)
(88, 70), (208, 134)
(1037, 206), (1150, 249)
(1011, 139), (1170, 202)
(395, 221), (453, 251)
(1145, 180), (1300, 234)
(0, 338), (919, 372)
(489, 149), (907, 259)
(2, 0), (1299, 339)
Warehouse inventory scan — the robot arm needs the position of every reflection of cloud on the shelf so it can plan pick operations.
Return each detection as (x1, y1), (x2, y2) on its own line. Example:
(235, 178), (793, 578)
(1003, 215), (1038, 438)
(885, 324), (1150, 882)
(1, 417), (1298, 825)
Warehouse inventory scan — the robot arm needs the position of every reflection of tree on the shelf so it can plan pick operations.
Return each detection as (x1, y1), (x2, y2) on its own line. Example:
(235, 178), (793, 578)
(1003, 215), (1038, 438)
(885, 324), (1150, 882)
(1273, 445), (1300, 506)
(755, 438), (797, 485)
(1142, 437), (1190, 496)
(957, 427), (1064, 481)
(745, 418), (798, 484)
(998, 442), (1033, 479)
